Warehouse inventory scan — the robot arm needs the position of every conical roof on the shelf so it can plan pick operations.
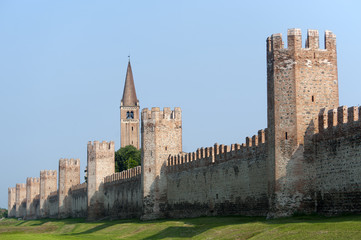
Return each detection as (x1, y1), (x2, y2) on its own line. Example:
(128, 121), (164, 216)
(121, 61), (138, 106)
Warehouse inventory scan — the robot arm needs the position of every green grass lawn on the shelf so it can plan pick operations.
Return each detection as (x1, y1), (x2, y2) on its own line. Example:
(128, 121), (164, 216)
(1, 214), (361, 239)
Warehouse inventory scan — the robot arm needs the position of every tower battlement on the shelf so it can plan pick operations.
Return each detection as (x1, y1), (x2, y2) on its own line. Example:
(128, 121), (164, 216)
(267, 29), (336, 51)
(26, 177), (40, 184)
(141, 107), (181, 120)
(59, 158), (80, 167)
(40, 170), (57, 178)
(87, 141), (115, 152)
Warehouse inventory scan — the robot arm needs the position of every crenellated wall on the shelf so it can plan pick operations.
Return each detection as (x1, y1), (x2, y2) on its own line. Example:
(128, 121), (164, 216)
(166, 129), (268, 217)
(104, 166), (142, 219)
(312, 106), (361, 215)
(8, 28), (361, 221)
(70, 183), (87, 218)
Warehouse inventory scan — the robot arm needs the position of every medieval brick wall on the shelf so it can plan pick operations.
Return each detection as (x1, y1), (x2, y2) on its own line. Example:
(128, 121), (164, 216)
(9, 28), (361, 221)
(40, 170), (57, 218)
(70, 183), (87, 218)
(48, 191), (58, 218)
(58, 158), (80, 218)
(103, 166), (142, 219)
(15, 183), (26, 218)
(166, 131), (268, 218)
(312, 106), (361, 214)
(8, 187), (16, 217)
(26, 177), (40, 219)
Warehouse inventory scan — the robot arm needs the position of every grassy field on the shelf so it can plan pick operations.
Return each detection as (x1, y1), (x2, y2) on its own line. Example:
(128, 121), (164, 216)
(1, 215), (361, 239)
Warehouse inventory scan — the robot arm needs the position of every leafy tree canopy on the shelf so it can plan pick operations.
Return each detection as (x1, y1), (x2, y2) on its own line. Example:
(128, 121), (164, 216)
(115, 145), (141, 172)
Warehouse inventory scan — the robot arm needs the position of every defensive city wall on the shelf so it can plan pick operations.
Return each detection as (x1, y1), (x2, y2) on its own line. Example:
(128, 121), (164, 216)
(8, 28), (361, 220)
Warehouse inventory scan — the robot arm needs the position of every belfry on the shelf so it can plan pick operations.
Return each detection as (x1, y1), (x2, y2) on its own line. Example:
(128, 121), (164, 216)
(120, 60), (140, 149)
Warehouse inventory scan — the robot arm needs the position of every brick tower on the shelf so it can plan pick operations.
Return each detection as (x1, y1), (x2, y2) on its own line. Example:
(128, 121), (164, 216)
(120, 61), (140, 149)
(58, 158), (80, 218)
(267, 29), (339, 217)
(87, 141), (115, 220)
(141, 107), (182, 220)
(26, 177), (40, 219)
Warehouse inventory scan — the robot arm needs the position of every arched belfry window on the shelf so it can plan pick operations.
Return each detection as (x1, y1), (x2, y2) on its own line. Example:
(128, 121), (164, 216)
(126, 111), (134, 119)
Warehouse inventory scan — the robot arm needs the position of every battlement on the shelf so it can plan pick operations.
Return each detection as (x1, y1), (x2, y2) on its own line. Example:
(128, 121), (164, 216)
(70, 182), (87, 192)
(316, 106), (361, 137)
(167, 128), (267, 173)
(8, 187), (15, 193)
(59, 158), (80, 166)
(267, 29), (336, 52)
(141, 107), (181, 121)
(40, 170), (57, 178)
(87, 141), (115, 152)
(104, 166), (141, 184)
(26, 177), (40, 184)
(16, 183), (26, 189)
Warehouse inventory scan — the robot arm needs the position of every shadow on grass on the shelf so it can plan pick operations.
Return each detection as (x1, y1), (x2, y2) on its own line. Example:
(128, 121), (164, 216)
(7, 214), (361, 239)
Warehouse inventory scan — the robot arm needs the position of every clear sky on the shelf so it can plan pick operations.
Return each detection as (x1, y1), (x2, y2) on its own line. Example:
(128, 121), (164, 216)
(0, 0), (360, 208)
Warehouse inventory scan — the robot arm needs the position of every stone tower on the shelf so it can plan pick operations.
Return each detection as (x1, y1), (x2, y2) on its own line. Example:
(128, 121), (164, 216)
(267, 29), (339, 216)
(26, 177), (40, 219)
(120, 61), (140, 149)
(39, 170), (57, 218)
(15, 183), (26, 218)
(87, 141), (115, 220)
(58, 158), (80, 218)
(141, 107), (182, 220)
(8, 187), (16, 218)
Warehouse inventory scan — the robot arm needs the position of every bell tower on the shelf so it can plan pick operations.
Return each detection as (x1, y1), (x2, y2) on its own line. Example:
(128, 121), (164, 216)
(120, 60), (140, 149)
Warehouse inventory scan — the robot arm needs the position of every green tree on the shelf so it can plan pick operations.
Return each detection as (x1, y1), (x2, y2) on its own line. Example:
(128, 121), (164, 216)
(115, 145), (141, 172)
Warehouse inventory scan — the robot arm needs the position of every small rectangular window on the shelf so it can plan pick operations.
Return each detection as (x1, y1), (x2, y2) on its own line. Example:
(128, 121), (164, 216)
(312, 96), (314, 102)
(285, 132), (288, 140)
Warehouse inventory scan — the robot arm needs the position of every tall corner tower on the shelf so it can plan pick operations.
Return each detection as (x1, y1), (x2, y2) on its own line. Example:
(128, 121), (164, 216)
(266, 29), (339, 216)
(120, 60), (140, 149)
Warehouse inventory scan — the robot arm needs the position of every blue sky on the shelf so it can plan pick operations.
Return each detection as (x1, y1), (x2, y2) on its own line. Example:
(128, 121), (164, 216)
(0, 0), (360, 208)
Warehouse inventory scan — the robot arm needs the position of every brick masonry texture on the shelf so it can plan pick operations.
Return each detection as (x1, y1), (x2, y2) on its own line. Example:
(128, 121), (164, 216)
(8, 28), (361, 220)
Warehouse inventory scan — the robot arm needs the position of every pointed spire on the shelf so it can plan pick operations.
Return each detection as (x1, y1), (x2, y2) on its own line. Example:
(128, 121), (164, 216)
(121, 60), (138, 106)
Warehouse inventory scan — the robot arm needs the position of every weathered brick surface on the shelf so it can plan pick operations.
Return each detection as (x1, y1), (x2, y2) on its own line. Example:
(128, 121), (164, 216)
(166, 139), (268, 217)
(39, 170), (57, 218)
(313, 107), (361, 214)
(26, 177), (40, 219)
(141, 107), (182, 220)
(70, 183), (87, 218)
(48, 191), (59, 218)
(103, 166), (142, 219)
(266, 29), (339, 217)
(8, 187), (16, 217)
(87, 141), (115, 220)
(15, 183), (26, 218)
(58, 158), (80, 218)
